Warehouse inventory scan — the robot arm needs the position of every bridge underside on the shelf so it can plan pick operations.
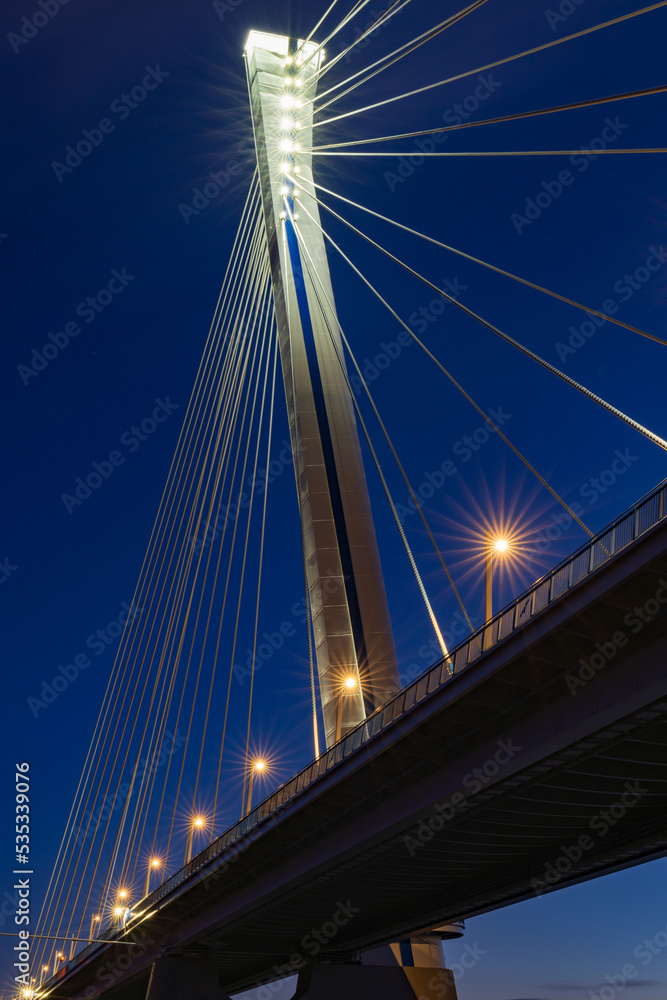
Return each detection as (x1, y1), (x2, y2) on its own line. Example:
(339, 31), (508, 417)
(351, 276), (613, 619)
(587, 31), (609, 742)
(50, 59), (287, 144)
(52, 519), (667, 999)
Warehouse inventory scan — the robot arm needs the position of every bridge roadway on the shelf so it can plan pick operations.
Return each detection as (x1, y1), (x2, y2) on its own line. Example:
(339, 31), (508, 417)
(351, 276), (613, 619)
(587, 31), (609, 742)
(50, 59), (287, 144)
(51, 486), (667, 999)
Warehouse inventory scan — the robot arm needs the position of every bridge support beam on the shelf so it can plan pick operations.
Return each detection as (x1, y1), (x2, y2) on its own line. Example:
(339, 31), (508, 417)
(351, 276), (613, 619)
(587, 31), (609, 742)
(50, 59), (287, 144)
(292, 963), (458, 999)
(145, 956), (232, 1000)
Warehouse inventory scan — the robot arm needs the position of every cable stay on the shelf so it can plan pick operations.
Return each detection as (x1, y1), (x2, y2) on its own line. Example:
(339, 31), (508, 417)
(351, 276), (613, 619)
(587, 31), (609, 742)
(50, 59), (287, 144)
(295, 0), (378, 81)
(309, 147), (667, 157)
(300, 189), (667, 453)
(295, 175), (667, 349)
(308, 0), (492, 116)
(34, 188), (281, 970)
(33, 171), (263, 971)
(302, 0), (413, 91)
(36, 187), (267, 969)
(295, 0), (345, 58)
(290, 192), (604, 542)
(310, 1), (667, 130)
(310, 83), (667, 149)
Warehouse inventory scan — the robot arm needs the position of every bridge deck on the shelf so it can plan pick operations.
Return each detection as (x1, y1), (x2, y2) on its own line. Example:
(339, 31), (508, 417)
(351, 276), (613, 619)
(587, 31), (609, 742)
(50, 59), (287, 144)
(51, 482), (667, 998)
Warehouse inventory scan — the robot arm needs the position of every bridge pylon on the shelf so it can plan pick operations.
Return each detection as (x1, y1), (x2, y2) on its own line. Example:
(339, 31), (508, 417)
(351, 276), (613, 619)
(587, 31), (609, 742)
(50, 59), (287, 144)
(244, 30), (400, 748)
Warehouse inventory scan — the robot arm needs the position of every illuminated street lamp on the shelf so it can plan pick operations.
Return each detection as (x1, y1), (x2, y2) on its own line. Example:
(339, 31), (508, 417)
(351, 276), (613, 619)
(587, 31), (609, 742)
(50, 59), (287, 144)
(89, 914), (101, 941)
(245, 759), (266, 816)
(144, 857), (163, 898)
(185, 815), (206, 863)
(335, 672), (361, 742)
(485, 536), (510, 622)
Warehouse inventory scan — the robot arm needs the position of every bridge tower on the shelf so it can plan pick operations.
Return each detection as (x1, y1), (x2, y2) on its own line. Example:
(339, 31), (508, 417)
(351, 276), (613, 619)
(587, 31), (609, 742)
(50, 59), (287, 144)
(244, 31), (400, 749)
(242, 29), (460, 1000)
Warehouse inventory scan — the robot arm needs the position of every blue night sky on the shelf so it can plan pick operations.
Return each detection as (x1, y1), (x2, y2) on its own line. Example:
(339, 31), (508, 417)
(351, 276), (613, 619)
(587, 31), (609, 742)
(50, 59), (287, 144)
(2, 1), (667, 998)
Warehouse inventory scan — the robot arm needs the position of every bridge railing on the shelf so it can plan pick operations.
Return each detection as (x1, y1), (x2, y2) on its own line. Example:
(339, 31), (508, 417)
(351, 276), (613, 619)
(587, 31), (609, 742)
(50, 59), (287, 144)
(71, 479), (666, 969)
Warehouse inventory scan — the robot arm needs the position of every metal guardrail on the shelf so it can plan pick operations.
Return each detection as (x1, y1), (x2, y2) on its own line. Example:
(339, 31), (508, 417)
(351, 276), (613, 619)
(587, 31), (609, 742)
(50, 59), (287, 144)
(70, 479), (667, 969)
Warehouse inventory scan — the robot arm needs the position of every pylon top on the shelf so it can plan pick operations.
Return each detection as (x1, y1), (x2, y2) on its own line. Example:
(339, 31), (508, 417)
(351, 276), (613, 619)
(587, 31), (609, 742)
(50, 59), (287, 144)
(244, 31), (324, 69)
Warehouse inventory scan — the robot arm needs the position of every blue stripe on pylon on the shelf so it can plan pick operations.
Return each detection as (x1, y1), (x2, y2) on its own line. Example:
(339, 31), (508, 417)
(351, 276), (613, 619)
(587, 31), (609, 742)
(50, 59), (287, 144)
(284, 210), (368, 701)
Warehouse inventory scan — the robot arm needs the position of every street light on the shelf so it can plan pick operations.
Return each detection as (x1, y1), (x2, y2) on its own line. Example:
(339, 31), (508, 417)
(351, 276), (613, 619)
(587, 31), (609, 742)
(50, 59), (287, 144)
(335, 672), (361, 742)
(245, 759), (266, 816)
(89, 914), (101, 941)
(485, 536), (510, 622)
(144, 857), (163, 898)
(185, 816), (206, 863)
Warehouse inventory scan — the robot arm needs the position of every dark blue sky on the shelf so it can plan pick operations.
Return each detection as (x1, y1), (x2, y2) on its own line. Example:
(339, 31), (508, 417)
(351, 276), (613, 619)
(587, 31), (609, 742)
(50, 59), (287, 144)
(2, 0), (667, 997)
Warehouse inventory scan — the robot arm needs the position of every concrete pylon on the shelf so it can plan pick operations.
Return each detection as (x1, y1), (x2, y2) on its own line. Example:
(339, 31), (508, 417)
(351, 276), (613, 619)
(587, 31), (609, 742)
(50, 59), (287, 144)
(244, 31), (400, 747)
(292, 962), (458, 999)
(145, 956), (232, 1000)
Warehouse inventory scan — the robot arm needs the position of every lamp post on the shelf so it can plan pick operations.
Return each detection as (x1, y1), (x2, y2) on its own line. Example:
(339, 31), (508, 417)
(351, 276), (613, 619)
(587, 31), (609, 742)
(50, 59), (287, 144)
(185, 816), (205, 863)
(335, 674), (360, 743)
(485, 536), (509, 622)
(89, 914), (101, 941)
(144, 857), (162, 898)
(245, 759), (266, 816)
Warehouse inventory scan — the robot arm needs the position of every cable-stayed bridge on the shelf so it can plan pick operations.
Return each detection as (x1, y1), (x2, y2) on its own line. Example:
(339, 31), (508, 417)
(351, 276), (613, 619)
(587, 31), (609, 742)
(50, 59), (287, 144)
(21, 5), (667, 1000)
(44, 483), (667, 1000)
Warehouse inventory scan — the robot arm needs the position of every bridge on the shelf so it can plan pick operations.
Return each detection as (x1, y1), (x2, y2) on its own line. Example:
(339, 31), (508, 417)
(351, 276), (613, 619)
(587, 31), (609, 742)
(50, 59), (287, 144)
(42, 482), (667, 998)
(23, 7), (667, 1000)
